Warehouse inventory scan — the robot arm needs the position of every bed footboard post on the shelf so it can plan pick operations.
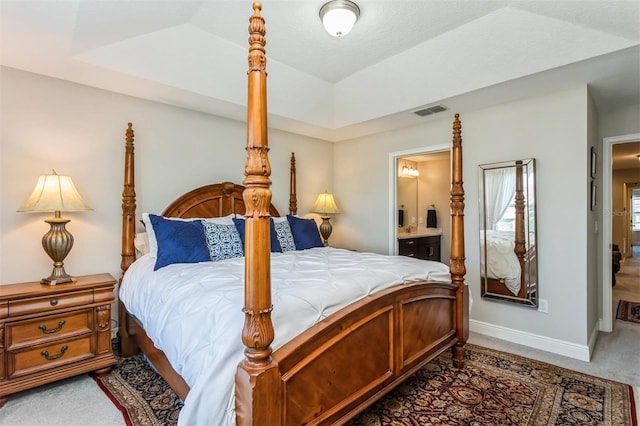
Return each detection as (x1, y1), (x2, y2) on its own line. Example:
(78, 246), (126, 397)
(450, 114), (469, 368)
(514, 161), (528, 299)
(120, 122), (139, 357)
(236, 4), (282, 425)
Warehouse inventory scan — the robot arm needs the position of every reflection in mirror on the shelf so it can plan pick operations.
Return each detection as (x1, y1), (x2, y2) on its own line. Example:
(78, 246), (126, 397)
(479, 159), (538, 307)
(397, 159), (418, 232)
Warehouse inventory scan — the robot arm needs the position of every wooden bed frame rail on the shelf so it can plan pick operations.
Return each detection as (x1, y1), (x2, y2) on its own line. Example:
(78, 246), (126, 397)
(119, 3), (468, 425)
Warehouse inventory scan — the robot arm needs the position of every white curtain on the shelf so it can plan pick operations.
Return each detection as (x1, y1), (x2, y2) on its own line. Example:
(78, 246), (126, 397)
(484, 168), (516, 230)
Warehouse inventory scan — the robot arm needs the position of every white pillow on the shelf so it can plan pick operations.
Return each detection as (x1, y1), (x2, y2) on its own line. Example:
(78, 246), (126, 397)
(134, 232), (150, 257)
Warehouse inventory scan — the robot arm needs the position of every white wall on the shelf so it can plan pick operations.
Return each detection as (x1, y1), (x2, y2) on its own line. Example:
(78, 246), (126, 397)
(334, 87), (593, 353)
(0, 67), (334, 285)
(587, 92), (600, 343)
(599, 104), (640, 140)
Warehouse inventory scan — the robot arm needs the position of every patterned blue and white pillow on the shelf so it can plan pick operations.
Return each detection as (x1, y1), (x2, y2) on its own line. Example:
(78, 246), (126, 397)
(202, 222), (244, 261)
(272, 217), (296, 252)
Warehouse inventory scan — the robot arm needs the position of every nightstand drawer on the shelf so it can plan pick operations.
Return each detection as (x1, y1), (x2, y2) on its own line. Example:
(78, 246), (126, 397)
(8, 336), (94, 379)
(6, 310), (92, 350)
(8, 290), (94, 317)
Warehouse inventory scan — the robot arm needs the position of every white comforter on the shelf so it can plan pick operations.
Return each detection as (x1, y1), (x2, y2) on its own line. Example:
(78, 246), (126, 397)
(481, 230), (521, 295)
(119, 247), (451, 425)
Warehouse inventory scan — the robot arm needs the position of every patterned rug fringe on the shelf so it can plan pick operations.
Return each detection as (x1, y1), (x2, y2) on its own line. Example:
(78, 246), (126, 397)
(94, 344), (636, 426)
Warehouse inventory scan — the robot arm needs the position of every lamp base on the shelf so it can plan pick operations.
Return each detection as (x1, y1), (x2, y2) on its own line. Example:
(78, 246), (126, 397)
(318, 216), (333, 246)
(40, 215), (75, 286)
(41, 274), (75, 286)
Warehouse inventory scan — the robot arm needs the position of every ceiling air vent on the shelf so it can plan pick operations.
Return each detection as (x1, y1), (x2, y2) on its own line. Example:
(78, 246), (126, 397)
(413, 104), (447, 117)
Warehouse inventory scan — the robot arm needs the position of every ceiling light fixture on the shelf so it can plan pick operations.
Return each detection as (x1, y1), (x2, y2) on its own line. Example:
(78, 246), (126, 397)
(319, 0), (360, 38)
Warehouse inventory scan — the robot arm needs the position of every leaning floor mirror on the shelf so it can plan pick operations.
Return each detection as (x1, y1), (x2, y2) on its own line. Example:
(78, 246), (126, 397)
(479, 158), (538, 307)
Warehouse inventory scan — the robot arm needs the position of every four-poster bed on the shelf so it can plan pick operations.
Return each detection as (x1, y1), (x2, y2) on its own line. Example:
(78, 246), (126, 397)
(118, 3), (468, 425)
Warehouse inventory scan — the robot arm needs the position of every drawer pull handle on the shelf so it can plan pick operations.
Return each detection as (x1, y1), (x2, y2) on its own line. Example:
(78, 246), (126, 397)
(38, 320), (66, 334)
(405, 241), (415, 245)
(50, 298), (58, 306)
(41, 345), (68, 361)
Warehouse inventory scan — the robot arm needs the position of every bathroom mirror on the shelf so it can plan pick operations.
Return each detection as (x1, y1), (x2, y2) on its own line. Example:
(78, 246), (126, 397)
(479, 159), (538, 307)
(397, 160), (418, 231)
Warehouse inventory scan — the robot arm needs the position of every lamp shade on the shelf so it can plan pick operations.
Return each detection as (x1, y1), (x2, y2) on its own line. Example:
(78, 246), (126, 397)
(311, 192), (340, 215)
(319, 0), (360, 37)
(18, 171), (92, 213)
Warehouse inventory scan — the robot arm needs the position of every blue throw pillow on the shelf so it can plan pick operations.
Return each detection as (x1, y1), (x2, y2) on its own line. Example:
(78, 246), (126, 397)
(232, 217), (283, 253)
(286, 215), (324, 250)
(147, 214), (210, 271)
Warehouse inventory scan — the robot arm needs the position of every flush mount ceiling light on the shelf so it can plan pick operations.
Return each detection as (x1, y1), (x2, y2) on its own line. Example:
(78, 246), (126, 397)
(319, 0), (360, 37)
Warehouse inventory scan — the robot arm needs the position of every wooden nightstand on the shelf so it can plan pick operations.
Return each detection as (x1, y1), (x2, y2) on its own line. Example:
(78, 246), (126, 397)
(0, 273), (118, 407)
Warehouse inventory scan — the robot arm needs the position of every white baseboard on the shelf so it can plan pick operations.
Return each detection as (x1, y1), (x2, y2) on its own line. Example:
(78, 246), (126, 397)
(470, 319), (592, 362)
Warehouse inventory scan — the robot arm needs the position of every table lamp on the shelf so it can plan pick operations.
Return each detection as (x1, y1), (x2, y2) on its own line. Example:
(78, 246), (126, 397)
(311, 192), (340, 245)
(17, 170), (92, 285)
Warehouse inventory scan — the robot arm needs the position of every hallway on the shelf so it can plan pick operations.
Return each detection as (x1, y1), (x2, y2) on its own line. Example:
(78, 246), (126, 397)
(613, 244), (640, 306)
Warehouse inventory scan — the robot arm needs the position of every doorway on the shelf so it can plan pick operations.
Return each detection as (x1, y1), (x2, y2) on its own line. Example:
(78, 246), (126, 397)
(601, 134), (640, 332)
(388, 145), (449, 256)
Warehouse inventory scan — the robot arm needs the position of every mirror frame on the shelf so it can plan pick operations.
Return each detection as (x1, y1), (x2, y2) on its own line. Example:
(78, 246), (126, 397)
(479, 158), (538, 307)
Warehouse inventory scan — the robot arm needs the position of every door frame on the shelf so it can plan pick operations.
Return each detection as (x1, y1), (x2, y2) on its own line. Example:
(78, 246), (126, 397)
(601, 133), (640, 332)
(388, 144), (450, 255)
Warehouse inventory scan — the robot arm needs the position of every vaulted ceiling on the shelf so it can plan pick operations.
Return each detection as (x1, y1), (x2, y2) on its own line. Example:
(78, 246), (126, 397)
(2, 0), (639, 142)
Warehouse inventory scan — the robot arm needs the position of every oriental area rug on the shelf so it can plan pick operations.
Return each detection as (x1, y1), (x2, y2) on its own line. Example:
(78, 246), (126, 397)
(93, 344), (636, 426)
(616, 300), (640, 324)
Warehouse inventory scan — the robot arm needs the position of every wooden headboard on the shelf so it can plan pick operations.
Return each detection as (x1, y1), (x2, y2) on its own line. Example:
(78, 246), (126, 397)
(162, 182), (281, 218)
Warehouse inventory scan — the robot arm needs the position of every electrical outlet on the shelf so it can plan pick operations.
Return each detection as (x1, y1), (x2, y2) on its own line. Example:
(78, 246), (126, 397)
(419, 217), (424, 224)
(538, 299), (548, 313)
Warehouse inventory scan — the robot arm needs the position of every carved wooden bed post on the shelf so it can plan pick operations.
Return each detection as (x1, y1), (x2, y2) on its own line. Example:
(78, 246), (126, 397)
(289, 153), (297, 216)
(121, 122), (136, 273)
(450, 113), (469, 368)
(235, 3), (281, 425)
(514, 160), (527, 299)
(120, 122), (138, 357)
